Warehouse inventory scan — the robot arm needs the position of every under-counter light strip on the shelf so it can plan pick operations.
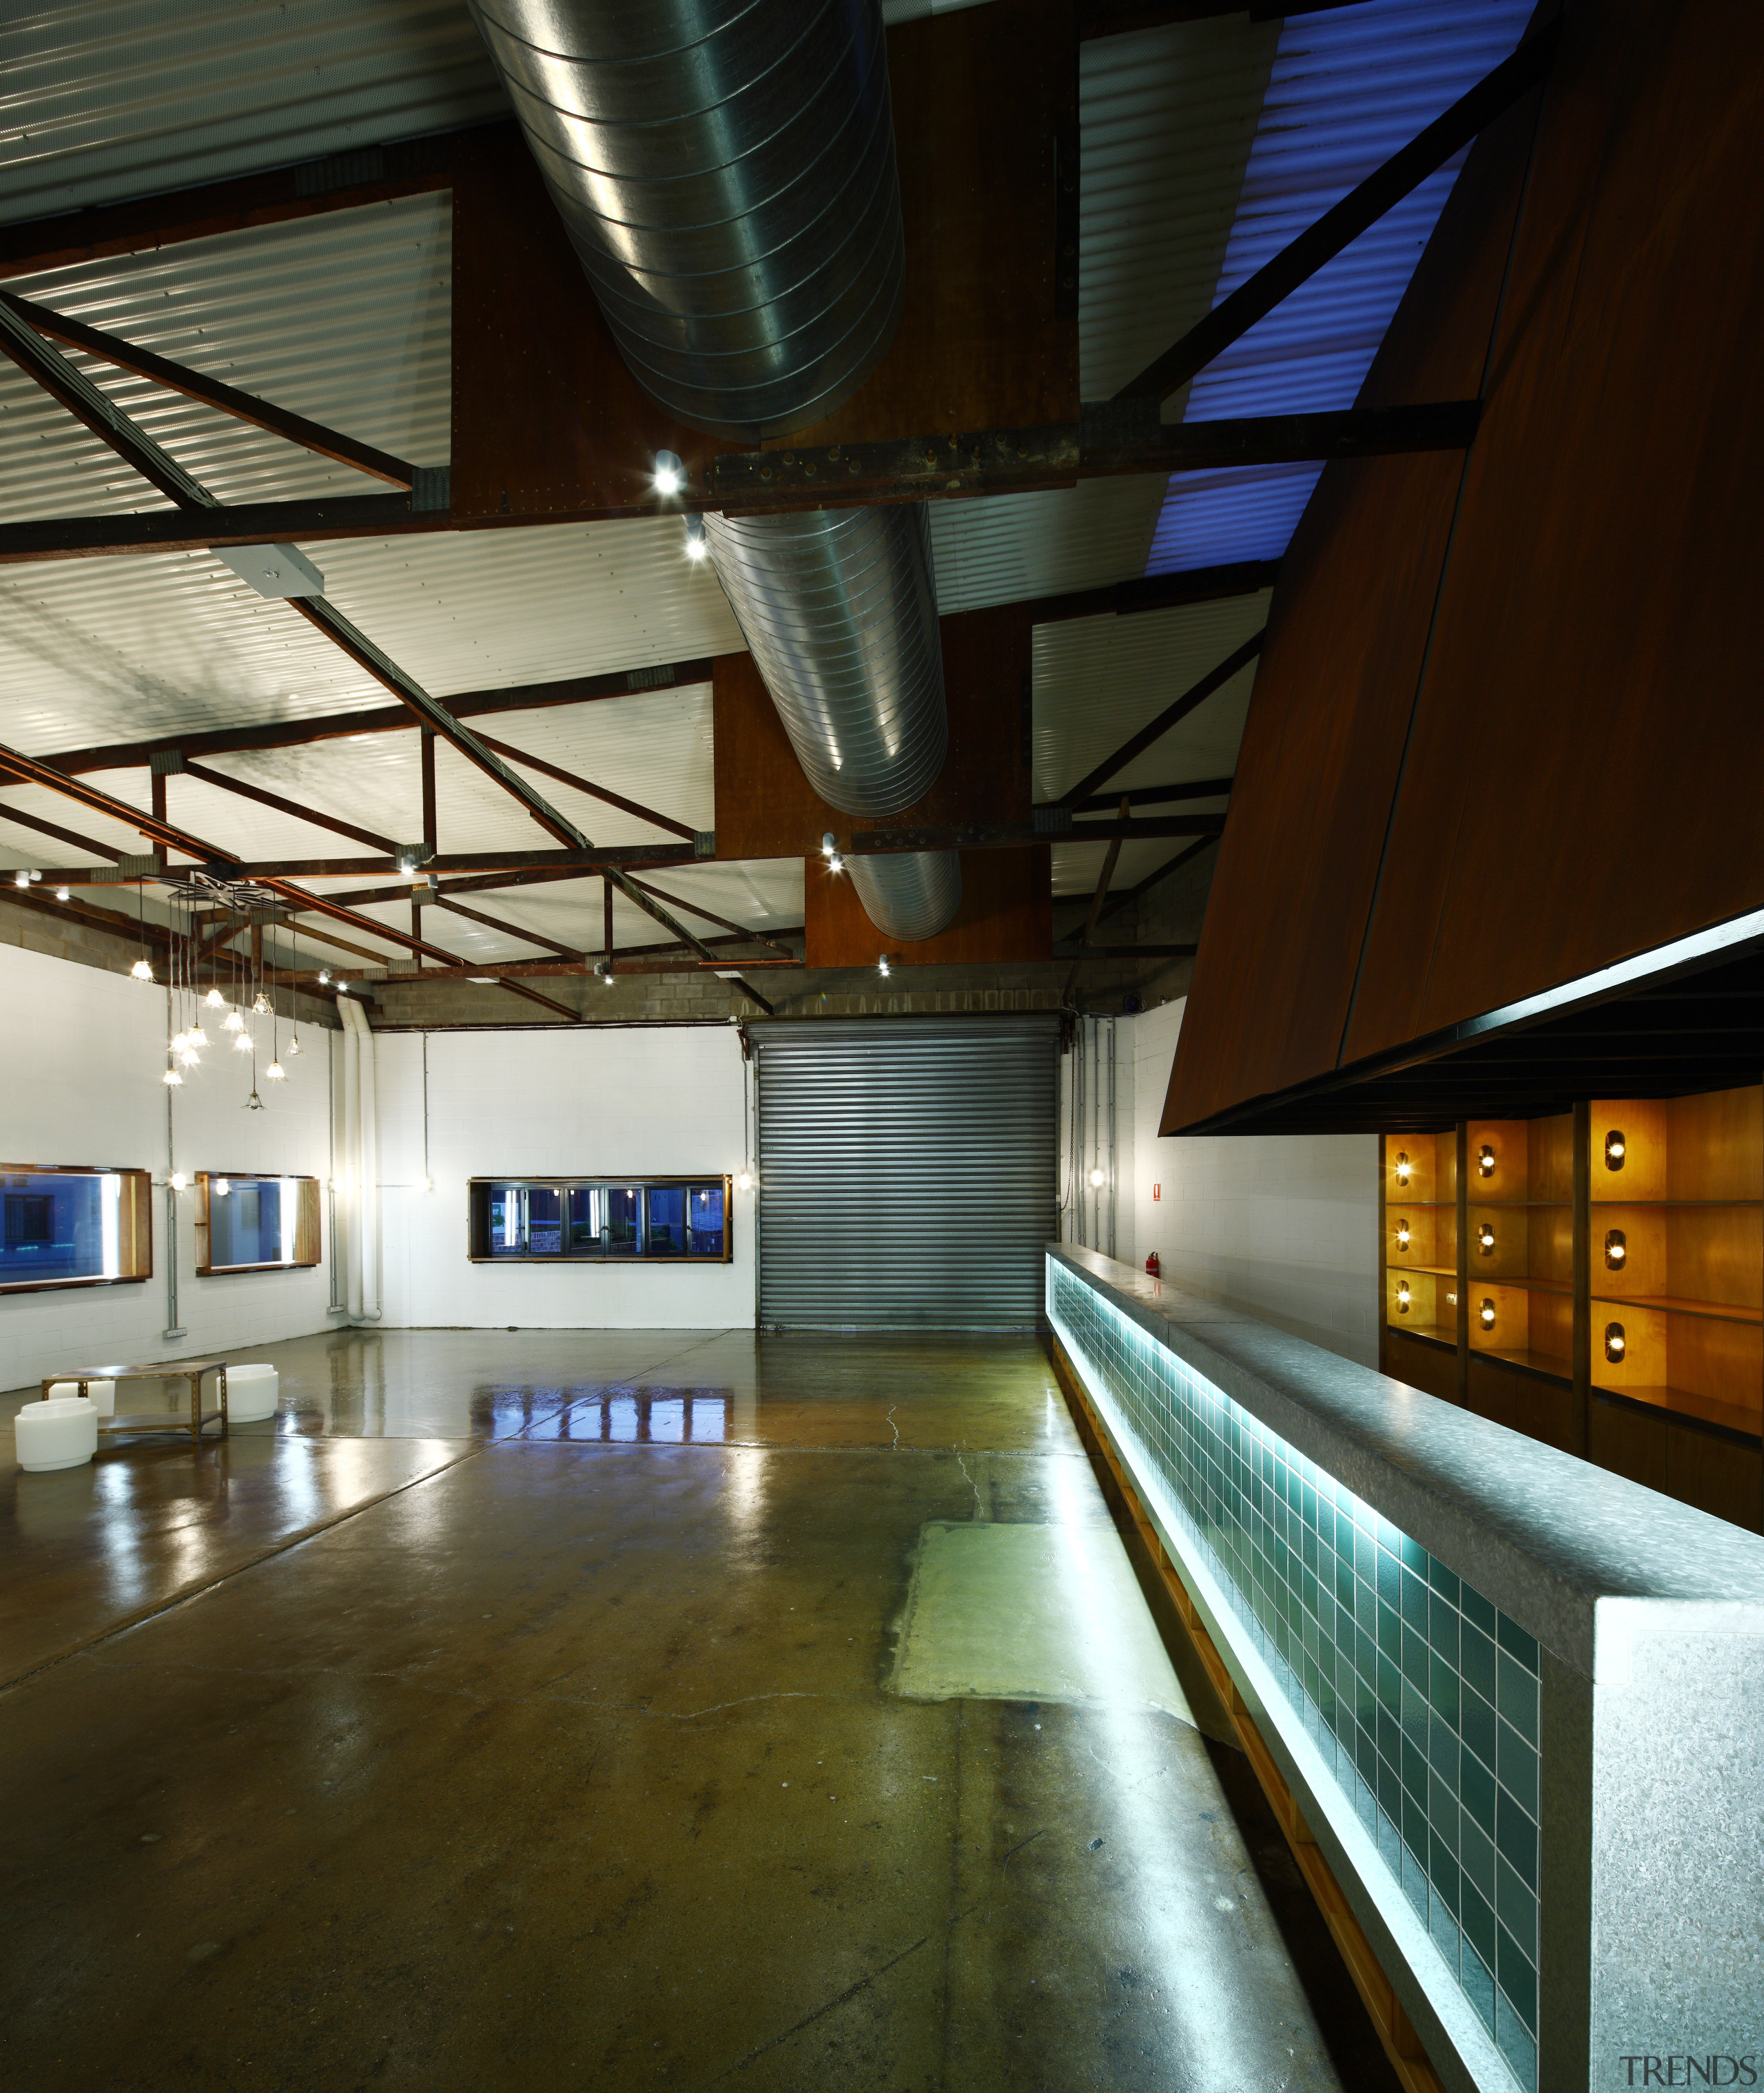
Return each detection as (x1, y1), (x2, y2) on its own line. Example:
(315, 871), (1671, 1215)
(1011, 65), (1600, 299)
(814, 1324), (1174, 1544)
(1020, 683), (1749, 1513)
(1461, 907), (1764, 1039)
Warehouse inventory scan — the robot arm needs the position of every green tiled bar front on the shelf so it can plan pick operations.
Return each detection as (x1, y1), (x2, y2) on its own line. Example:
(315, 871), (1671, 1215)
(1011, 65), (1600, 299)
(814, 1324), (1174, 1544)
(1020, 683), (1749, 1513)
(1046, 1244), (1764, 2093)
(1049, 1261), (1541, 2089)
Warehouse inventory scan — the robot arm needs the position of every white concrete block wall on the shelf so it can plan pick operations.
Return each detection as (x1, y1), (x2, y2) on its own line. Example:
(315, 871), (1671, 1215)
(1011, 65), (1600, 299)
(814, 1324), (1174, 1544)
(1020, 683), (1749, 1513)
(0, 943), (335, 1389)
(1127, 996), (1380, 1368)
(374, 1024), (755, 1330)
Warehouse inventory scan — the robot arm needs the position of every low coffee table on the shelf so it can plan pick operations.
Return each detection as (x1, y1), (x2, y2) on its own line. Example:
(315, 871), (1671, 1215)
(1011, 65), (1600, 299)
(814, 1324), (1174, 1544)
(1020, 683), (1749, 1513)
(41, 1361), (229, 1446)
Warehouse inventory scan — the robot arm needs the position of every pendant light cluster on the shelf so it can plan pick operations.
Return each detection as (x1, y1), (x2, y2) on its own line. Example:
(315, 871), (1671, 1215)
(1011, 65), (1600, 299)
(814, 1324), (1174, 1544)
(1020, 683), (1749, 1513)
(151, 877), (305, 1105)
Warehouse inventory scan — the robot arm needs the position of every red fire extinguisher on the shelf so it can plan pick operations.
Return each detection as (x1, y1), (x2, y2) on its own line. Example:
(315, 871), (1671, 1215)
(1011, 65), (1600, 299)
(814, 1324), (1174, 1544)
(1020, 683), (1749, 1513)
(1145, 1252), (1160, 1278)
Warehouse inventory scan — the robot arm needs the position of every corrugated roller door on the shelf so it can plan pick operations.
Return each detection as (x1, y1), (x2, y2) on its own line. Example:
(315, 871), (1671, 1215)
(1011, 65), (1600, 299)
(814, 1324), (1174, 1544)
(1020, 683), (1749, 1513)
(755, 1015), (1060, 1329)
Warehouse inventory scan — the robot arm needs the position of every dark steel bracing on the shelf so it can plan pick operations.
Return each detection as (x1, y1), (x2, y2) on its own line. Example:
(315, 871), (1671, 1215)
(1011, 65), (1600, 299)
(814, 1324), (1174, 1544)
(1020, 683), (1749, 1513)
(0, 288), (416, 487)
(1062, 799), (1131, 1004)
(1059, 631), (1264, 809)
(1112, 21), (1562, 404)
(466, 0), (905, 440)
(37, 662), (717, 776)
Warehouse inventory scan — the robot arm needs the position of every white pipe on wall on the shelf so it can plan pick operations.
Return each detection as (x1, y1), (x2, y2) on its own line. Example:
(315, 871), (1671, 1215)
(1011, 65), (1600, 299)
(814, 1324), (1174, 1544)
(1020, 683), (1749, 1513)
(338, 997), (380, 1321)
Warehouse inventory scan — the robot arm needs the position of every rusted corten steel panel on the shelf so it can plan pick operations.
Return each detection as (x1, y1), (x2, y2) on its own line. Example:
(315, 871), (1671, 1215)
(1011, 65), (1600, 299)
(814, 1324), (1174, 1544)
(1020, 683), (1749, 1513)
(1340, 0), (1764, 1067)
(1165, 3), (1764, 1134)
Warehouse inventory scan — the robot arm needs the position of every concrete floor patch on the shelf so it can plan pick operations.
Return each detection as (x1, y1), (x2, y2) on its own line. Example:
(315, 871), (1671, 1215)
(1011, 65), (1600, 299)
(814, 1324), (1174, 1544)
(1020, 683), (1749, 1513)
(892, 1518), (1201, 1724)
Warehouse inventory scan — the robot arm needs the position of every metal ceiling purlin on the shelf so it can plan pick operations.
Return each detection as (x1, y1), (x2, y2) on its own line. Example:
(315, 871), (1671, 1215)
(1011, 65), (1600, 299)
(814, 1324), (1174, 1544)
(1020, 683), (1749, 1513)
(1146, 0), (1536, 575)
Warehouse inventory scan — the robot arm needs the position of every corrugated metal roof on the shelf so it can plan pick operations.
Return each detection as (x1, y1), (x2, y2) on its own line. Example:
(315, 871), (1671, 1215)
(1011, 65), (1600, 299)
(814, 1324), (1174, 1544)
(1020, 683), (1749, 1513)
(1146, 0), (1535, 574)
(0, 1), (505, 225)
(1078, 14), (1278, 406)
(1033, 590), (1269, 806)
(928, 477), (1167, 616)
(0, 517), (742, 759)
(0, 194), (452, 522)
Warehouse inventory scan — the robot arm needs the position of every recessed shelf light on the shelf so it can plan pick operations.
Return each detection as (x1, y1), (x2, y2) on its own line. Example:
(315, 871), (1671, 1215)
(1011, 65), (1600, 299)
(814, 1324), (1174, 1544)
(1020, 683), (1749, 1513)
(1395, 1281), (1411, 1314)
(1477, 1222), (1495, 1255)
(1394, 1151), (1411, 1186)
(1479, 1298), (1497, 1329)
(1395, 1219), (1411, 1250)
(1477, 1144), (1495, 1178)
(1604, 1321), (1626, 1362)
(1603, 1129), (1625, 1171)
(1604, 1228), (1626, 1268)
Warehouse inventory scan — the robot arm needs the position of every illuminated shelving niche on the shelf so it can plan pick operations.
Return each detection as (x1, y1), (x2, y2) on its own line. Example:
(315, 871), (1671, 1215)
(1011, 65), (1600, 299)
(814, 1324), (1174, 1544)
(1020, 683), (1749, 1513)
(1381, 1089), (1763, 1532)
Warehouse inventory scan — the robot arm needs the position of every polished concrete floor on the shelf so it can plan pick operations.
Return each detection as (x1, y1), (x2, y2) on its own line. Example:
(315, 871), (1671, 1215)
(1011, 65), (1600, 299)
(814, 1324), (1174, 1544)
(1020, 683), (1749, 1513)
(1, 1330), (1399, 2092)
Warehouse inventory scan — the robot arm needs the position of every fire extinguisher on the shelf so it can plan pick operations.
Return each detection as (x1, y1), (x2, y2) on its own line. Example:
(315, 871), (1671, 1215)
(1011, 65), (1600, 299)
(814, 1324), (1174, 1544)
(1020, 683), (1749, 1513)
(1145, 1252), (1160, 1278)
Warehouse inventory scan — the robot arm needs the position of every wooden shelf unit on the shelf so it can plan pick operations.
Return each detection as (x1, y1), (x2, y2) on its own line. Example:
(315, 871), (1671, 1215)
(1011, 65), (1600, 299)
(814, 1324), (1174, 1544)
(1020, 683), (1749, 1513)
(1380, 1089), (1764, 1533)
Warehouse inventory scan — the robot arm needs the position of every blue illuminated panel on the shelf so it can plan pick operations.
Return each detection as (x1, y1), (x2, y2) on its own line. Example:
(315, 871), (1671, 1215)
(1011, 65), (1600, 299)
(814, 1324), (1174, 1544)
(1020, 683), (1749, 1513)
(1051, 1261), (1540, 2091)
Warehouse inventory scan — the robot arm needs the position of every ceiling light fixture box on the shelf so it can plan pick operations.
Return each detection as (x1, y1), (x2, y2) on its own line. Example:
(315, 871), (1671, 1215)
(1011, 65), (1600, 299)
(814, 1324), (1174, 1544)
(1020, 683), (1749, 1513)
(215, 543), (326, 599)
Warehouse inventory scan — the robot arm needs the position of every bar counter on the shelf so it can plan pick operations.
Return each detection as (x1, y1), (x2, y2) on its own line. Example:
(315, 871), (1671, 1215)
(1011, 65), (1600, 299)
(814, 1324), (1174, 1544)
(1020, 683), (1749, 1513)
(1047, 1244), (1764, 2093)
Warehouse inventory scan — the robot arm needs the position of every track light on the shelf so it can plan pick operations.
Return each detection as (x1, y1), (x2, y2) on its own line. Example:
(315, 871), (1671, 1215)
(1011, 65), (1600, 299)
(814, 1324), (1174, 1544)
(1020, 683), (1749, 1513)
(877, 954), (892, 978)
(653, 449), (684, 497)
(685, 515), (708, 561)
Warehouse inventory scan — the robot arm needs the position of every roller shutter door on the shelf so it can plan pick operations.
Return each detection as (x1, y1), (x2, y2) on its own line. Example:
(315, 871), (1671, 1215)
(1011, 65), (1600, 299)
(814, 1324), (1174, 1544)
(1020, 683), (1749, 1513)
(754, 1015), (1059, 1330)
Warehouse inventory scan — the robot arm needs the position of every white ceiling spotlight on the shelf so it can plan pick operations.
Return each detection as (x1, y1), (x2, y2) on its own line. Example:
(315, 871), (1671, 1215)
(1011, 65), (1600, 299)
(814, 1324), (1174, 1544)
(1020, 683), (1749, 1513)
(876, 954), (893, 978)
(684, 514), (708, 561)
(821, 831), (844, 874)
(653, 449), (685, 497)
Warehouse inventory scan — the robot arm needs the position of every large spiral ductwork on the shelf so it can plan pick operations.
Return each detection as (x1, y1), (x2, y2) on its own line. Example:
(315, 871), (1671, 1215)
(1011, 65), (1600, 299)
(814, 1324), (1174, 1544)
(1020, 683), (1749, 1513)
(465, 0), (905, 440)
(472, 0), (959, 945)
(704, 506), (962, 942)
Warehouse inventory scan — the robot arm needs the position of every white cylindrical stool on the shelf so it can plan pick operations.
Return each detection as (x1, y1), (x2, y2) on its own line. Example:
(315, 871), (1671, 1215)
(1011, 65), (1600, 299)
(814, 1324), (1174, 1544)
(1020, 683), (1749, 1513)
(225, 1363), (279, 1422)
(16, 1396), (100, 1472)
(48, 1378), (114, 1417)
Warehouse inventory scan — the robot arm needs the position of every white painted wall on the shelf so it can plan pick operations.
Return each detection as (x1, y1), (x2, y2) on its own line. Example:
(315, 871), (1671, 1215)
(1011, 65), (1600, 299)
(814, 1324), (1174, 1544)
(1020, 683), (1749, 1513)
(0, 943), (336, 1390)
(373, 1023), (755, 1330)
(1127, 996), (1380, 1367)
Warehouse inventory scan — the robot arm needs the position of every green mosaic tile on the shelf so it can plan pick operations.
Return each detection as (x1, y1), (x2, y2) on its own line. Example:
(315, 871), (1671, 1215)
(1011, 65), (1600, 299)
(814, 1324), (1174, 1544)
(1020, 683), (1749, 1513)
(1049, 1264), (1543, 2090)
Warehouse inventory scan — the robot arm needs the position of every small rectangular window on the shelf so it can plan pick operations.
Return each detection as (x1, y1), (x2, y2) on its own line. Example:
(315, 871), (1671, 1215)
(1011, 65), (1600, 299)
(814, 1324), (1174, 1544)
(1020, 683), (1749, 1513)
(196, 1175), (320, 1275)
(469, 1177), (732, 1262)
(0, 1166), (152, 1291)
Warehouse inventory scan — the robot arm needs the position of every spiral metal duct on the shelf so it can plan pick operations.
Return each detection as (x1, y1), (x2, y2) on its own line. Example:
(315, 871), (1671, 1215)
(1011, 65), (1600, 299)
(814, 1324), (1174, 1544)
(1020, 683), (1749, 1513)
(465, 0), (905, 440)
(473, 0), (958, 942)
(704, 506), (962, 942)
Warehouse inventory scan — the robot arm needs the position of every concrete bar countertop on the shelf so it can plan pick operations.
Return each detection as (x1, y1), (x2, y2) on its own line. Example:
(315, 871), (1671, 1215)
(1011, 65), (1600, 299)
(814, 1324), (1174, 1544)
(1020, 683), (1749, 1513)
(1047, 1244), (1764, 1682)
